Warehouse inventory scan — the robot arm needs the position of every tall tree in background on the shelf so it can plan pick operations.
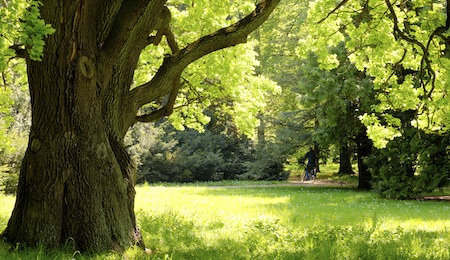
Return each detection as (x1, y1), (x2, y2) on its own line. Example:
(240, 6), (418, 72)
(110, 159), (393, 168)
(255, 0), (374, 186)
(0, 0), (280, 252)
(295, 45), (375, 183)
(254, 0), (312, 158)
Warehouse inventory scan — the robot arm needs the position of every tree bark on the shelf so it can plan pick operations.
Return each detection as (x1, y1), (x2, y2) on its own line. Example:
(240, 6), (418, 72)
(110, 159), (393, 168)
(337, 141), (354, 175)
(1, 1), (141, 250)
(356, 131), (372, 189)
(313, 142), (320, 173)
(1, 0), (280, 253)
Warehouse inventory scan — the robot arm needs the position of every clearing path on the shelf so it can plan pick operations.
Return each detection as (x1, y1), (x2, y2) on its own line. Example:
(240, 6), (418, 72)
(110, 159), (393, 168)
(207, 179), (355, 189)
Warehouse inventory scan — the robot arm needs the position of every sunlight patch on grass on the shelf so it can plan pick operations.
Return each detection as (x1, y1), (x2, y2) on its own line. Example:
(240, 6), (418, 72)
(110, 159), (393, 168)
(377, 218), (450, 232)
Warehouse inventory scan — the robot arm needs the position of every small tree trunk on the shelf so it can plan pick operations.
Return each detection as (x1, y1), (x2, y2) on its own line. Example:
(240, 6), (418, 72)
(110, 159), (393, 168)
(313, 142), (320, 172)
(337, 141), (354, 175)
(356, 131), (372, 189)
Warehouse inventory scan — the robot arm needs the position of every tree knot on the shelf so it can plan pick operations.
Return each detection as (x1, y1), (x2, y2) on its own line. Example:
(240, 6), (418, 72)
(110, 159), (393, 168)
(31, 138), (42, 152)
(78, 56), (95, 79)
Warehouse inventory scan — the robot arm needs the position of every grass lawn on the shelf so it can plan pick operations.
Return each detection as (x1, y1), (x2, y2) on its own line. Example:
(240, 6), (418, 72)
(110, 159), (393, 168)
(1, 183), (450, 259)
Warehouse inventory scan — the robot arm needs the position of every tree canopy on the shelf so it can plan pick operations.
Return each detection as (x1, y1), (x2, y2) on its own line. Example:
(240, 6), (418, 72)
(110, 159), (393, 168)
(300, 0), (450, 147)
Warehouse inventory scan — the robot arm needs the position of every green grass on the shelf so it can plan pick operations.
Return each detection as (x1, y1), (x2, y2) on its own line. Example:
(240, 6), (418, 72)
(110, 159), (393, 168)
(1, 183), (450, 259)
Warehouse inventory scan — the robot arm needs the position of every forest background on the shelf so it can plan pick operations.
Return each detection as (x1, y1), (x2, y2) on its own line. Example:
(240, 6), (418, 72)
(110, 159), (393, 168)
(1, 0), (450, 201)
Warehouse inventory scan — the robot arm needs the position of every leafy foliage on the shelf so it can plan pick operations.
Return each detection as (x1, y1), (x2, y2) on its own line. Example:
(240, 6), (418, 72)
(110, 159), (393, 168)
(296, 0), (450, 196)
(133, 1), (279, 137)
(248, 0), (318, 168)
(297, 45), (375, 148)
(255, 0), (376, 179)
(0, 0), (54, 69)
(300, 0), (450, 145)
(0, 60), (29, 195)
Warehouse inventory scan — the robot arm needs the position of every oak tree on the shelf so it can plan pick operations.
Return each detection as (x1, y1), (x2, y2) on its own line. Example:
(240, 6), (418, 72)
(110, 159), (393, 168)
(0, 0), (280, 252)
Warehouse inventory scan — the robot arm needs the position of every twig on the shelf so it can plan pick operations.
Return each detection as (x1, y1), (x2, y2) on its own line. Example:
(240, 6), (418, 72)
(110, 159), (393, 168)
(317, 0), (349, 24)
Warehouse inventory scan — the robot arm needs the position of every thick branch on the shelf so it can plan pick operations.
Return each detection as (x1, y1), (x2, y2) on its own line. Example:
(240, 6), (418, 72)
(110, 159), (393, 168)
(135, 73), (181, 123)
(127, 0), (280, 121)
(175, 0), (280, 69)
(9, 45), (28, 59)
(101, 0), (165, 56)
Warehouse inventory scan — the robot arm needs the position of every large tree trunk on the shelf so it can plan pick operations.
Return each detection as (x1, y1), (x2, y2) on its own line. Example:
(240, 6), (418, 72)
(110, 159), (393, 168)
(1, 0), (143, 252)
(3, 128), (140, 252)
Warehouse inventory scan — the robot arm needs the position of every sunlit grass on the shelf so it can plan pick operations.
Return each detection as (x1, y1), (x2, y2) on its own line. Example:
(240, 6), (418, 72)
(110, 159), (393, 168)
(135, 184), (450, 259)
(1, 183), (450, 259)
(0, 194), (14, 232)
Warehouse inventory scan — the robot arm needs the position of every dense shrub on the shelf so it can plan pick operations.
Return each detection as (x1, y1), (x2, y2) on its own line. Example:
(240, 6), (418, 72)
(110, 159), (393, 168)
(218, 161), (247, 180)
(368, 128), (450, 199)
(240, 154), (289, 181)
(128, 120), (289, 183)
(416, 134), (450, 192)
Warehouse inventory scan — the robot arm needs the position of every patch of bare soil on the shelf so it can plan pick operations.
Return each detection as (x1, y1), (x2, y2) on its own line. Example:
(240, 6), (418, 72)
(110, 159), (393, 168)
(419, 196), (450, 202)
(287, 179), (354, 187)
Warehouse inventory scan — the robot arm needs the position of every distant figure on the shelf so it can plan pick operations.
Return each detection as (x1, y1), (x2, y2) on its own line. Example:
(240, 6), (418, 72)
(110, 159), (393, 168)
(300, 148), (317, 180)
